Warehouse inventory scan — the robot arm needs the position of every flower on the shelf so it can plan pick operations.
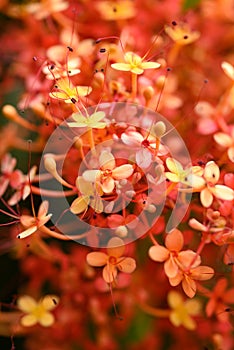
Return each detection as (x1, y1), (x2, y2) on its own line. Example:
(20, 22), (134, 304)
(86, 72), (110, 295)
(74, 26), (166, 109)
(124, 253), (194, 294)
(26, 0), (69, 20)
(169, 264), (214, 298)
(67, 111), (106, 129)
(43, 45), (81, 80)
(86, 237), (136, 283)
(206, 278), (234, 319)
(148, 229), (199, 278)
(165, 22), (200, 45)
(82, 151), (134, 194)
(8, 166), (37, 206)
(0, 153), (23, 197)
(214, 128), (234, 162)
(18, 201), (52, 239)
(111, 51), (160, 75)
(49, 77), (92, 104)
(221, 61), (234, 81)
(165, 157), (204, 188)
(198, 161), (234, 207)
(96, 0), (136, 20)
(17, 295), (59, 327)
(168, 291), (201, 330)
(70, 176), (103, 214)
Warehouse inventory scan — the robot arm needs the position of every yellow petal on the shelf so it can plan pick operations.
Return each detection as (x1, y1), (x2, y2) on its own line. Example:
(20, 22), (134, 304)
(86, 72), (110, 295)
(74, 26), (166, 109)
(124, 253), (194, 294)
(38, 312), (54, 327)
(141, 61), (161, 70)
(21, 314), (37, 327)
(70, 196), (89, 214)
(167, 291), (183, 308)
(111, 63), (131, 72)
(41, 295), (59, 311)
(166, 158), (183, 175)
(17, 296), (37, 312)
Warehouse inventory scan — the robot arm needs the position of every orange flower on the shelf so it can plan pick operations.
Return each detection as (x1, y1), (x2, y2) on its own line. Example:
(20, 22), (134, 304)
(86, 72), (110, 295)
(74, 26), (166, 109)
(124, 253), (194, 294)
(148, 229), (199, 278)
(86, 237), (136, 283)
(206, 278), (234, 318)
(169, 265), (214, 298)
(165, 22), (200, 46)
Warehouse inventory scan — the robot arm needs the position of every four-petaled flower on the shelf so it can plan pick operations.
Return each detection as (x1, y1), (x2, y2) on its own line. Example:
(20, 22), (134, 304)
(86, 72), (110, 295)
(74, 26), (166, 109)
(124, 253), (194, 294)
(18, 201), (52, 239)
(50, 77), (92, 104)
(83, 151), (134, 194)
(111, 51), (160, 75)
(70, 176), (103, 214)
(165, 157), (204, 188)
(197, 161), (234, 207)
(149, 229), (199, 278)
(165, 22), (200, 45)
(214, 128), (234, 162)
(86, 237), (136, 283)
(206, 278), (234, 320)
(68, 111), (106, 129)
(17, 295), (59, 327)
(168, 291), (201, 330)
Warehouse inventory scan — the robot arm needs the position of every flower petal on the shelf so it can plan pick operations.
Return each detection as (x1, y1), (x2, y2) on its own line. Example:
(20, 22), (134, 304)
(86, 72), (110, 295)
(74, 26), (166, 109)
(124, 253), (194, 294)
(102, 177), (115, 193)
(117, 257), (136, 274)
(18, 226), (37, 239)
(112, 164), (134, 179)
(189, 218), (207, 232)
(17, 296), (37, 312)
(111, 63), (131, 72)
(107, 237), (125, 258)
(103, 264), (117, 283)
(41, 295), (59, 311)
(165, 229), (184, 251)
(148, 245), (169, 262)
(141, 61), (161, 70)
(214, 132), (232, 148)
(212, 185), (234, 201)
(83, 170), (101, 182)
(204, 161), (219, 184)
(21, 314), (37, 327)
(70, 196), (89, 214)
(182, 276), (196, 298)
(166, 158), (183, 175)
(99, 151), (115, 170)
(164, 256), (179, 278)
(167, 291), (183, 308)
(190, 266), (214, 281)
(200, 188), (213, 207)
(39, 312), (54, 327)
(86, 252), (108, 266)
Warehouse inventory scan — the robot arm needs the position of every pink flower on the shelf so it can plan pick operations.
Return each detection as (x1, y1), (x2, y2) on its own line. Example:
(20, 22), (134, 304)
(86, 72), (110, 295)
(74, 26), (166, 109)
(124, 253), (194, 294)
(83, 151), (134, 194)
(0, 153), (23, 197)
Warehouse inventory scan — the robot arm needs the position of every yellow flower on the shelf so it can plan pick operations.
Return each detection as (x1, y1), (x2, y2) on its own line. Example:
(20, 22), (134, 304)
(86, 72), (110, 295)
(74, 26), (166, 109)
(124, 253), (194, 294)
(165, 22), (200, 45)
(70, 176), (104, 214)
(168, 291), (201, 330)
(165, 157), (204, 188)
(17, 295), (59, 327)
(67, 111), (106, 129)
(96, 1), (136, 21)
(49, 77), (92, 104)
(111, 51), (160, 75)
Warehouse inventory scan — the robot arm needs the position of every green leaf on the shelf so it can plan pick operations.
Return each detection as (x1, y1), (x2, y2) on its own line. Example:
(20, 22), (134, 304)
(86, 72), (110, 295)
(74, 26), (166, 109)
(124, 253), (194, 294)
(182, 0), (200, 11)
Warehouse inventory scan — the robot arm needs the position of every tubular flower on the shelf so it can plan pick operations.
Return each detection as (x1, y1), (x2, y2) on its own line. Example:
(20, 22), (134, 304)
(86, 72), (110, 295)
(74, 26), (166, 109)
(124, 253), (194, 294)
(86, 237), (136, 283)
(111, 51), (160, 75)
(168, 291), (201, 330)
(17, 295), (59, 327)
(18, 201), (52, 239)
(82, 151), (134, 194)
(148, 229), (200, 278)
(198, 161), (234, 207)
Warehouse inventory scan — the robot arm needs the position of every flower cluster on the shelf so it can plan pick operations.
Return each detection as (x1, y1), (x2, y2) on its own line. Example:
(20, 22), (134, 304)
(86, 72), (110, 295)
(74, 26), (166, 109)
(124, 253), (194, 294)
(0, 0), (234, 349)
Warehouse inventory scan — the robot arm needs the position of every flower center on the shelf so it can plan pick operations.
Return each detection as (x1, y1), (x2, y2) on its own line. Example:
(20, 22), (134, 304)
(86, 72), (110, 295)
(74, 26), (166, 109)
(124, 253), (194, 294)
(109, 256), (117, 265)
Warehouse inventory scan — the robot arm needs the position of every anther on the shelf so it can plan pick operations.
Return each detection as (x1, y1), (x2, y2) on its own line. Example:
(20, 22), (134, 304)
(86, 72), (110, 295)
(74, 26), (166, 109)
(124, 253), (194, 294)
(67, 46), (73, 52)
(172, 21), (177, 26)
(183, 35), (188, 39)
(71, 98), (77, 104)
(100, 48), (106, 53)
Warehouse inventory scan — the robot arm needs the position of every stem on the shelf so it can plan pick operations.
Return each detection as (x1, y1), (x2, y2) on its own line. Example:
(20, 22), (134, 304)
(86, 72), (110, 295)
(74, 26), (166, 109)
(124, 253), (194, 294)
(31, 185), (76, 197)
(40, 225), (89, 241)
(167, 43), (181, 66)
(166, 182), (177, 195)
(138, 300), (171, 318)
(87, 127), (96, 154)
(131, 73), (138, 99)
(186, 234), (208, 271)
